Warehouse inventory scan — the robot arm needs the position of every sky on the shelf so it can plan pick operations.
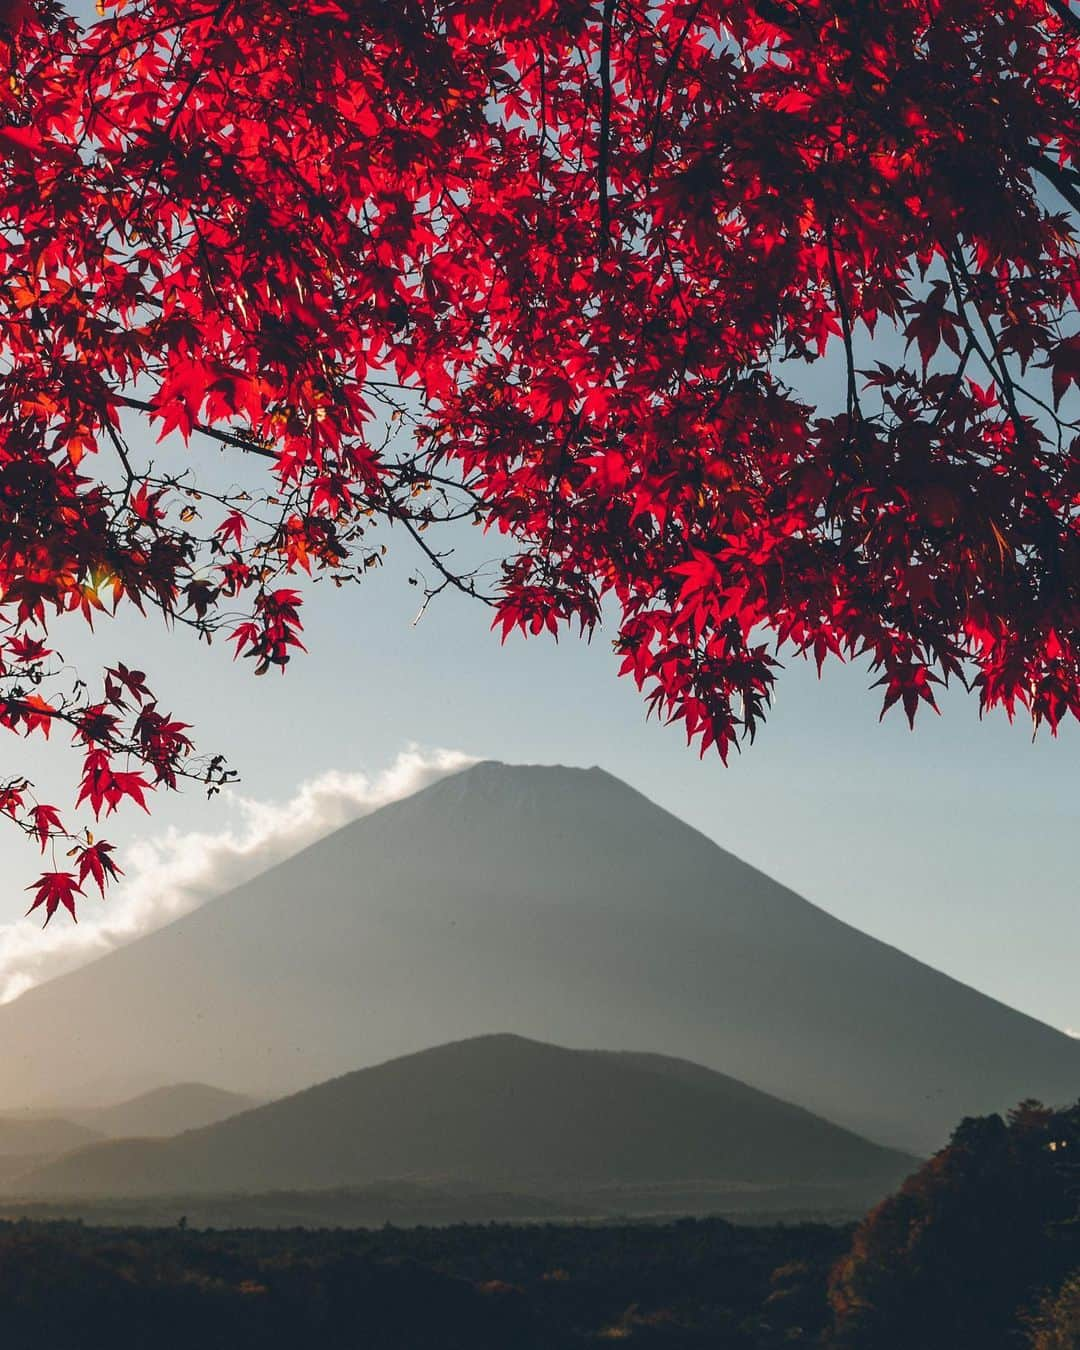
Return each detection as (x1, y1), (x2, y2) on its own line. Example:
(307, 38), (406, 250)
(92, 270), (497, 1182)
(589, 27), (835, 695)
(2, 0), (1077, 1039)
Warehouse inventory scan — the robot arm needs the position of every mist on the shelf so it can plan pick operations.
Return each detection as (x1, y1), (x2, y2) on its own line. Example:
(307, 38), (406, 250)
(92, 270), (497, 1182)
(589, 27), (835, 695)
(0, 746), (475, 1005)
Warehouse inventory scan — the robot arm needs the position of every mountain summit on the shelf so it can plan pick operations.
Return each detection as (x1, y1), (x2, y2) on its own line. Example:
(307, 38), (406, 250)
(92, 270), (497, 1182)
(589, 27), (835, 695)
(0, 761), (1075, 1151)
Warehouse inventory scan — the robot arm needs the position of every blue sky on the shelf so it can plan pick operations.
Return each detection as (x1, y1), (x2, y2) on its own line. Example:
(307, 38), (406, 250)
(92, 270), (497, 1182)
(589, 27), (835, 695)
(4, 0), (1077, 1037)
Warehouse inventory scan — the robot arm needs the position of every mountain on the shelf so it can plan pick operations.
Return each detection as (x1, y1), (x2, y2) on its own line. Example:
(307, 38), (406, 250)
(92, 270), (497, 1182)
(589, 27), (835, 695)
(70, 1084), (260, 1138)
(0, 761), (1076, 1152)
(0, 1085), (256, 1144)
(0, 1085), (253, 1179)
(13, 1035), (914, 1203)
(0, 1117), (101, 1157)
(0, 1116), (103, 1185)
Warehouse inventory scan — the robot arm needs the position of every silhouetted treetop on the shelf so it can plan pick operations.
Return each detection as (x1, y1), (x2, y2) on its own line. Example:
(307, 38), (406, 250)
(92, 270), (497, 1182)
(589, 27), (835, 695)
(829, 1099), (1080, 1349)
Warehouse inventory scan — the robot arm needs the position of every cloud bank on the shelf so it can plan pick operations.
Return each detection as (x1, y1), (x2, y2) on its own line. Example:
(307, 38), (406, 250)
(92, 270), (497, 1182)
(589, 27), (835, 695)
(0, 746), (475, 1005)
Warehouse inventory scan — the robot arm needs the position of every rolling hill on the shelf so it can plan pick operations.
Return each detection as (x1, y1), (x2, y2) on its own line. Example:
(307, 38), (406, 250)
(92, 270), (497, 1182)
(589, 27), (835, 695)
(70, 1083), (260, 1138)
(0, 761), (1076, 1152)
(0, 1115), (103, 1185)
(0, 1085), (254, 1181)
(0, 1117), (101, 1157)
(13, 1035), (914, 1204)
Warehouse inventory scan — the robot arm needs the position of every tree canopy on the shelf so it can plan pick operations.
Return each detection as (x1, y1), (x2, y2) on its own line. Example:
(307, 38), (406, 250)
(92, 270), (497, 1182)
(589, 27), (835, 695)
(829, 1101), (1080, 1349)
(0, 0), (1078, 916)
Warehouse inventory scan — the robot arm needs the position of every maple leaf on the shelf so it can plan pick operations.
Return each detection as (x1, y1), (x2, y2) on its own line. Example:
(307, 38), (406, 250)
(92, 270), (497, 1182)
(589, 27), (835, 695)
(7, 635), (51, 663)
(904, 284), (963, 371)
(873, 661), (944, 729)
(76, 840), (123, 895)
(30, 803), (63, 851)
(130, 482), (165, 523)
(105, 663), (151, 705)
(18, 693), (55, 738)
(77, 749), (153, 817)
(230, 621), (260, 659)
(1044, 335), (1080, 408)
(26, 872), (84, 926)
(217, 511), (246, 549)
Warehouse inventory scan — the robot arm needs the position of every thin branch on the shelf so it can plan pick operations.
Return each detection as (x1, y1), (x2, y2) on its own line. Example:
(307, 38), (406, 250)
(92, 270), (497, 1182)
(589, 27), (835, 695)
(825, 220), (861, 429)
(946, 246), (1023, 432)
(598, 0), (617, 250)
(930, 336), (975, 431)
(644, 0), (703, 185)
(537, 48), (547, 188)
(389, 501), (496, 606)
(115, 395), (278, 460)
(1027, 146), (1080, 218)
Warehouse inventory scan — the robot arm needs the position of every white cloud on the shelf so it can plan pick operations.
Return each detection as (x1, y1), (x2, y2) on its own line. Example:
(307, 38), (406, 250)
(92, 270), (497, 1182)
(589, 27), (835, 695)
(0, 746), (475, 1005)
(1066, 1028), (1080, 1039)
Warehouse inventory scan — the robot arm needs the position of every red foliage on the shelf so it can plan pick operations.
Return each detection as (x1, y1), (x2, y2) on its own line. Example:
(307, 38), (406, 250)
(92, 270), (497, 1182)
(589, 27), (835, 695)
(0, 0), (1077, 914)
(25, 871), (83, 925)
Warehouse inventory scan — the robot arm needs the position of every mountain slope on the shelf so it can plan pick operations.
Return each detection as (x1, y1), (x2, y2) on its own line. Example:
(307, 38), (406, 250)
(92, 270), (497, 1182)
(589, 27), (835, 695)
(0, 761), (1076, 1151)
(14, 1035), (914, 1200)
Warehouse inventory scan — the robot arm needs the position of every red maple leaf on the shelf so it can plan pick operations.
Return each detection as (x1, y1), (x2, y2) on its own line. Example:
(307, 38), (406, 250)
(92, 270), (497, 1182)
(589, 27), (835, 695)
(26, 872), (84, 926)
(30, 802), (63, 851)
(1045, 335), (1080, 408)
(76, 840), (123, 895)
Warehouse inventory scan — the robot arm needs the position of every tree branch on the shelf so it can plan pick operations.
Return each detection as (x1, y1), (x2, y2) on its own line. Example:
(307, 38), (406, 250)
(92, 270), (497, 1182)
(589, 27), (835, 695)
(644, 0), (703, 185)
(597, 0), (616, 250)
(1027, 147), (1080, 218)
(116, 395), (278, 460)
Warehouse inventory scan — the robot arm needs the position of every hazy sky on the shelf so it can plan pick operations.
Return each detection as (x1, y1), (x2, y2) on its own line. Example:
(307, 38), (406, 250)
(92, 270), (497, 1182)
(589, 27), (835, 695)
(4, 0), (1077, 1039)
